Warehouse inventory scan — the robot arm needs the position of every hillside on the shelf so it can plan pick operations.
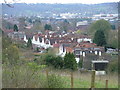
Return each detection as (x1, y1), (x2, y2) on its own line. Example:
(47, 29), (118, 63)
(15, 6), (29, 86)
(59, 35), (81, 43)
(2, 2), (118, 16)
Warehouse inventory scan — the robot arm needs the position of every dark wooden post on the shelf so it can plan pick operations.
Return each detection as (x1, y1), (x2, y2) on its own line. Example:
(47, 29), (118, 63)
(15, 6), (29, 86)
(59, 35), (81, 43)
(71, 71), (73, 88)
(91, 70), (96, 88)
(105, 80), (108, 88)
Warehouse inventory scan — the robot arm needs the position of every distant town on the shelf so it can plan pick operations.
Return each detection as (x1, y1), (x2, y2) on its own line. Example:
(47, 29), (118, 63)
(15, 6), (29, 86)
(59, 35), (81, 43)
(2, 11), (118, 69)
(1, 2), (119, 88)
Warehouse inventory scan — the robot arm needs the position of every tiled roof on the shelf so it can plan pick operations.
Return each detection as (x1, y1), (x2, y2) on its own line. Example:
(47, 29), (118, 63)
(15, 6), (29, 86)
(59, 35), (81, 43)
(53, 44), (60, 48)
(65, 47), (73, 53)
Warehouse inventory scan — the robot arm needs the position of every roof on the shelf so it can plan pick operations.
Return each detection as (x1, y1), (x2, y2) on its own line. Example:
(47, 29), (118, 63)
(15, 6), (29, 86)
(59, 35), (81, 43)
(53, 44), (60, 48)
(3, 29), (14, 33)
(92, 60), (109, 63)
(65, 47), (73, 53)
(75, 43), (96, 48)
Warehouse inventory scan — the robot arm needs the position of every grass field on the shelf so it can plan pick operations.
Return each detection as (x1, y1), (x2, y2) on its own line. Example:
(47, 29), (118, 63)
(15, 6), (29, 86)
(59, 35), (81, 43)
(46, 69), (118, 88)
(2, 63), (118, 88)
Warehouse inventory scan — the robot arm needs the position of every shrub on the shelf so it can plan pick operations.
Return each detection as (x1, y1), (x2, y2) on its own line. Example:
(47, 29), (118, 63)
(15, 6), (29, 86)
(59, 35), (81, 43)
(47, 74), (65, 88)
(107, 60), (118, 73)
(45, 54), (64, 69)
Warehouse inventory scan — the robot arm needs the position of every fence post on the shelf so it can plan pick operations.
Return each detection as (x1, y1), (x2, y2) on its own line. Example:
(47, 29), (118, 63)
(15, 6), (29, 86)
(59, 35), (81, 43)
(105, 80), (108, 88)
(46, 69), (48, 79)
(91, 70), (96, 89)
(71, 71), (73, 88)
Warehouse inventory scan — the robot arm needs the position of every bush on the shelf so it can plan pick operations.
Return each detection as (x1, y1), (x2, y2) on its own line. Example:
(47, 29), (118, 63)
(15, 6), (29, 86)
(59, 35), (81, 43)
(107, 60), (118, 73)
(53, 56), (64, 69)
(47, 74), (65, 88)
(2, 63), (47, 88)
(45, 54), (64, 69)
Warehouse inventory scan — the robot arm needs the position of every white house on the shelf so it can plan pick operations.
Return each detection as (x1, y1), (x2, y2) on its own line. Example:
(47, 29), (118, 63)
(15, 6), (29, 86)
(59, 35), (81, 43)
(77, 38), (92, 43)
(58, 44), (66, 57)
(24, 35), (53, 49)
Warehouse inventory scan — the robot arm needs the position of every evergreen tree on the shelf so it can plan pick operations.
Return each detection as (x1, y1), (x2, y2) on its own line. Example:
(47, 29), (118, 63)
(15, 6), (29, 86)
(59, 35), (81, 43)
(44, 24), (52, 30)
(93, 30), (107, 46)
(27, 38), (32, 48)
(64, 52), (77, 70)
(13, 24), (18, 32)
(54, 56), (64, 69)
(78, 58), (83, 69)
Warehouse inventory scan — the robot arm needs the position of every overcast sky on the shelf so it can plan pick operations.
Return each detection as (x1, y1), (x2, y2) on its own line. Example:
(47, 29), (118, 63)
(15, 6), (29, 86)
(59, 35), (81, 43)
(0, 0), (119, 4)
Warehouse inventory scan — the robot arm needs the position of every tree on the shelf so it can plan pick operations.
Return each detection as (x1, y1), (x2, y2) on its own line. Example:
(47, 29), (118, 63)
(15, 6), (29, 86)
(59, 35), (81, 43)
(90, 19), (111, 42)
(2, 20), (14, 30)
(0, 28), (4, 35)
(44, 24), (52, 31)
(45, 54), (55, 66)
(107, 60), (118, 73)
(111, 25), (116, 30)
(54, 56), (64, 69)
(93, 30), (107, 46)
(27, 38), (32, 48)
(78, 58), (83, 69)
(7, 45), (19, 65)
(13, 24), (18, 32)
(18, 17), (26, 30)
(64, 53), (77, 70)
(45, 54), (64, 69)
(107, 30), (118, 49)
(63, 19), (69, 33)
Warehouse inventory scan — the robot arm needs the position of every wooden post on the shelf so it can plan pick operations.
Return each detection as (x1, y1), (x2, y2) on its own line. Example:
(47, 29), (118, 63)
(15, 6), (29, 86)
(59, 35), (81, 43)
(46, 70), (48, 79)
(71, 71), (73, 88)
(105, 80), (108, 88)
(91, 70), (96, 88)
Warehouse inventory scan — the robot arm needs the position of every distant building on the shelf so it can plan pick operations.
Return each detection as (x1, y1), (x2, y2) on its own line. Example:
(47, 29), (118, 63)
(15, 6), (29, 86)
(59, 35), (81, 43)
(76, 21), (89, 30)
(8, 31), (25, 40)
(74, 43), (104, 58)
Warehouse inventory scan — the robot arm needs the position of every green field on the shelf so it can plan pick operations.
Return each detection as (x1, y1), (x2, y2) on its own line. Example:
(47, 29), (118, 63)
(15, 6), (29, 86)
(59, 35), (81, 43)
(2, 65), (118, 88)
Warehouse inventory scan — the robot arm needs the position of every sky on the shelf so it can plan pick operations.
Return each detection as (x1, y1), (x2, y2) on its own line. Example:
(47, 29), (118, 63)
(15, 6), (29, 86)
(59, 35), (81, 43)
(0, 0), (119, 4)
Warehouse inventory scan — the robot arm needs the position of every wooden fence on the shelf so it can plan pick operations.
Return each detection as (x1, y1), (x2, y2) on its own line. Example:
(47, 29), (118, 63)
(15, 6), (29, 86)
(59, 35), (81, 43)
(45, 70), (109, 88)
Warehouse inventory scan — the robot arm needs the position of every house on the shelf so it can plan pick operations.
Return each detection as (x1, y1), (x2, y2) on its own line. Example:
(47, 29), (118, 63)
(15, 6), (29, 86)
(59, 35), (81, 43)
(77, 35), (92, 43)
(8, 31), (25, 40)
(74, 42), (104, 60)
(76, 21), (89, 30)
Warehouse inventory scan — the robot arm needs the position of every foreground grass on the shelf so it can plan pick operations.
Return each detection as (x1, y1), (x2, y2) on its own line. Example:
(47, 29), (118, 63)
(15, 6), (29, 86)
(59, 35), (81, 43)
(2, 64), (118, 88)
(54, 70), (118, 88)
